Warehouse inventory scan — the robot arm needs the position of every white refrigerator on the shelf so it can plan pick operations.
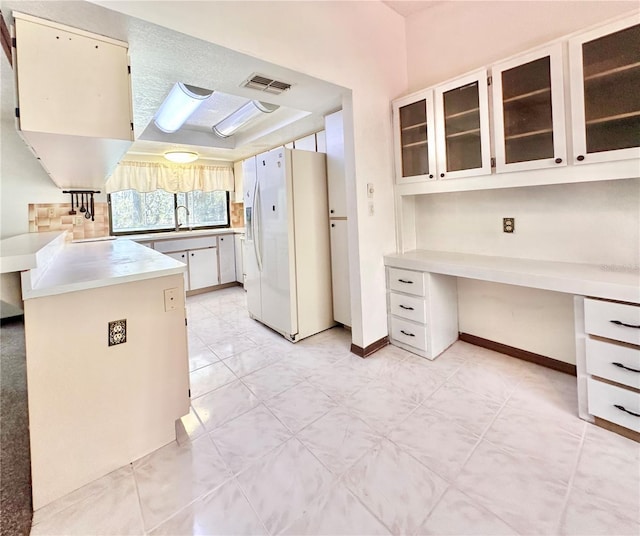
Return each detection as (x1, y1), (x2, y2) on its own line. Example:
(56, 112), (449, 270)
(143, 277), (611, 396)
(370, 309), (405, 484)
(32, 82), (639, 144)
(243, 147), (335, 342)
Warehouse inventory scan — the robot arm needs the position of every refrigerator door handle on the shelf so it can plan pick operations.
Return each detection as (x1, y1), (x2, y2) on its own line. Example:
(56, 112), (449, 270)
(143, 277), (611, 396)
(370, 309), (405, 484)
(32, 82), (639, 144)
(253, 178), (263, 272)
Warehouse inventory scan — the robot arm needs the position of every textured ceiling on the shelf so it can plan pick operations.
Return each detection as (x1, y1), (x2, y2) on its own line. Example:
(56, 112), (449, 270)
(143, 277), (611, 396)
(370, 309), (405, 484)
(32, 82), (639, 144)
(1, 0), (348, 162)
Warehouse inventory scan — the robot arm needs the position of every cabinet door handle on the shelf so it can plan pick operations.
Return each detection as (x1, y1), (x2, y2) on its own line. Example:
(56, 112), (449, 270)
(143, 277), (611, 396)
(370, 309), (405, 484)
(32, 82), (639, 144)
(612, 362), (640, 373)
(399, 305), (414, 311)
(614, 404), (640, 418)
(398, 279), (413, 284)
(440, 173), (445, 178)
(429, 174), (434, 179)
(610, 320), (640, 329)
(400, 330), (415, 337)
(555, 158), (562, 164)
(577, 155), (585, 161)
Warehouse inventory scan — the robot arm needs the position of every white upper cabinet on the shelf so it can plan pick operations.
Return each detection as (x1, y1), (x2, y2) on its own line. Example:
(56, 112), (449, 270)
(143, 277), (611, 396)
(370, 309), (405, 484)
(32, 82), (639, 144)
(393, 90), (437, 183)
(435, 70), (492, 180)
(325, 110), (348, 217)
(569, 18), (640, 165)
(492, 44), (567, 173)
(12, 12), (133, 190)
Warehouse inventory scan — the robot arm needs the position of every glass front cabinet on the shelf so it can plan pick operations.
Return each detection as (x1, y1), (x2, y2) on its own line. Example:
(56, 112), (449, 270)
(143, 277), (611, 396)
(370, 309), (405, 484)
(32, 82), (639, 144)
(392, 91), (437, 183)
(435, 70), (492, 180)
(570, 18), (640, 164)
(392, 15), (639, 185)
(492, 44), (567, 173)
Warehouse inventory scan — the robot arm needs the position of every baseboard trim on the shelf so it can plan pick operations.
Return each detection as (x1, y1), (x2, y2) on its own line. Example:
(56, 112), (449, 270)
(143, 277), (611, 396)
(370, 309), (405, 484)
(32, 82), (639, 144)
(351, 336), (389, 358)
(186, 281), (241, 297)
(594, 417), (640, 443)
(459, 333), (577, 376)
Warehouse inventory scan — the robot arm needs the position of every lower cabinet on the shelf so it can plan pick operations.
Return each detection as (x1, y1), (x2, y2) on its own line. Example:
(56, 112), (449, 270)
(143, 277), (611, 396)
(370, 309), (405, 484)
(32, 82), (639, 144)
(218, 234), (236, 285)
(153, 233), (238, 292)
(386, 266), (458, 360)
(188, 248), (219, 290)
(577, 297), (640, 435)
(165, 251), (190, 291)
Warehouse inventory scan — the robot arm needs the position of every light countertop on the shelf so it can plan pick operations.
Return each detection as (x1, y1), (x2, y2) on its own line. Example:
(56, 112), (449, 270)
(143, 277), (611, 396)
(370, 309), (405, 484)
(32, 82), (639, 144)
(0, 231), (67, 274)
(385, 249), (640, 303)
(22, 238), (186, 300)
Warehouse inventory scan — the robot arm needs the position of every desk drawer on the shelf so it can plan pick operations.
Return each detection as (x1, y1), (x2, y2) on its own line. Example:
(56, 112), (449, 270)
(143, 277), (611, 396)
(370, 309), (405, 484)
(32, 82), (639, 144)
(587, 377), (640, 433)
(390, 316), (427, 352)
(389, 292), (427, 324)
(586, 338), (640, 389)
(388, 268), (425, 297)
(584, 298), (640, 345)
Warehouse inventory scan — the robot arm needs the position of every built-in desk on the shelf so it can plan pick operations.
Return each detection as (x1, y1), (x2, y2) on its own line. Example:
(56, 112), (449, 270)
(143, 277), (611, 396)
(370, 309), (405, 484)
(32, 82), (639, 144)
(384, 250), (640, 439)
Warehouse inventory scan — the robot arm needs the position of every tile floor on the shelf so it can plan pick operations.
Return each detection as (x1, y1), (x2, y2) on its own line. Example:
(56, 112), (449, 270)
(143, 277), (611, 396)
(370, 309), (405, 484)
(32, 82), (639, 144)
(30, 287), (640, 535)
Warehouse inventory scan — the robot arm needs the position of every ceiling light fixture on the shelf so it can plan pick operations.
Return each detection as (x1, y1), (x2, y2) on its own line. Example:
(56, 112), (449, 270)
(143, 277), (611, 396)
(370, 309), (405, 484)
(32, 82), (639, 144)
(212, 100), (279, 138)
(164, 151), (199, 164)
(154, 83), (213, 133)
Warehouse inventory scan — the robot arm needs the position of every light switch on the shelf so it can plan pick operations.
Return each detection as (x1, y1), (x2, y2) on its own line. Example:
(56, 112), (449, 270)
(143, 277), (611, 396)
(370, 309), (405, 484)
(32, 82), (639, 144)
(367, 183), (374, 198)
(164, 288), (179, 312)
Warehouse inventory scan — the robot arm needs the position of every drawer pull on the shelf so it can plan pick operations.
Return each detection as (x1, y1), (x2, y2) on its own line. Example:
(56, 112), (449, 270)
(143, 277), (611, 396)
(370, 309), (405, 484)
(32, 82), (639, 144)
(399, 305), (415, 311)
(400, 330), (415, 337)
(612, 362), (640, 373)
(398, 279), (414, 284)
(610, 320), (640, 329)
(614, 404), (640, 418)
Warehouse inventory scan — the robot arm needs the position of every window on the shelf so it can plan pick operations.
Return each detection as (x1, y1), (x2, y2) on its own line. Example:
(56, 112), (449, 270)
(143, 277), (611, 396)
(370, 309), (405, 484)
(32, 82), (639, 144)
(109, 189), (229, 235)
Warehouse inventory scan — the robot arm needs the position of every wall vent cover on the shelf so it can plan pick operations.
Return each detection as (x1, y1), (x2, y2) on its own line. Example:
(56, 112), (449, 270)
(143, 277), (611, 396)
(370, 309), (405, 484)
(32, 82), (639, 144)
(242, 74), (292, 94)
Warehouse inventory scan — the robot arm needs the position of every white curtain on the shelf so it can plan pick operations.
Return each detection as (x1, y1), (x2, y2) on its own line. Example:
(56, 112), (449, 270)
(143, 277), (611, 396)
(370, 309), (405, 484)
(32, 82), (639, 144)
(106, 161), (235, 194)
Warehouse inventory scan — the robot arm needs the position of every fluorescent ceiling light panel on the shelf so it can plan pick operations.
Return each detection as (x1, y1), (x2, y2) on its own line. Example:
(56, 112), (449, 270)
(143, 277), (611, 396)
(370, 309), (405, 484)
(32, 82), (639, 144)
(164, 151), (198, 163)
(154, 83), (213, 133)
(213, 100), (279, 138)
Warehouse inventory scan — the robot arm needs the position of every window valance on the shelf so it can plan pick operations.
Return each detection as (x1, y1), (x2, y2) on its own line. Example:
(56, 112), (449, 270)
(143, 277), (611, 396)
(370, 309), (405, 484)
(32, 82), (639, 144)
(106, 161), (235, 194)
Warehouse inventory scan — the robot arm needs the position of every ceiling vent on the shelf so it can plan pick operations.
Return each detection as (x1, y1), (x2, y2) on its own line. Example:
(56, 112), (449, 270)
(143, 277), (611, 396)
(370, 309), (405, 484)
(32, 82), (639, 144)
(242, 74), (292, 94)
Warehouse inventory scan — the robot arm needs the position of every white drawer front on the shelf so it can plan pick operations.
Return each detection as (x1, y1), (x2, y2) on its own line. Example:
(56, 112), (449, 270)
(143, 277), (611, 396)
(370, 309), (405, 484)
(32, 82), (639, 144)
(388, 268), (425, 297)
(389, 292), (427, 324)
(586, 338), (640, 390)
(587, 377), (640, 433)
(390, 316), (427, 352)
(154, 235), (218, 253)
(584, 298), (640, 345)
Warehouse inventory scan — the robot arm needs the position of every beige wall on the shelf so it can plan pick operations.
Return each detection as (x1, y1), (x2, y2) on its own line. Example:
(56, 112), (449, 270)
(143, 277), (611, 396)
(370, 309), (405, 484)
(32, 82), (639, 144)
(406, 1), (640, 363)
(24, 273), (189, 509)
(92, 0), (409, 348)
(405, 0), (639, 92)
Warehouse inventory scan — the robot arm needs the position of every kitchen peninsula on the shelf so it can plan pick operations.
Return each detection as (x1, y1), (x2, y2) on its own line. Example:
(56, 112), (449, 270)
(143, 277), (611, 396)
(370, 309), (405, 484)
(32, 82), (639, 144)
(1, 232), (190, 509)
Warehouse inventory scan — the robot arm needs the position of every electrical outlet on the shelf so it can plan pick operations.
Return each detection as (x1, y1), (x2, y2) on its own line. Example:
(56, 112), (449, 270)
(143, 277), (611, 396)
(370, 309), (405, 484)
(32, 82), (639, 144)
(108, 319), (127, 346)
(368, 202), (374, 216)
(48, 207), (56, 218)
(75, 216), (83, 226)
(503, 217), (515, 233)
(164, 288), (179, 312)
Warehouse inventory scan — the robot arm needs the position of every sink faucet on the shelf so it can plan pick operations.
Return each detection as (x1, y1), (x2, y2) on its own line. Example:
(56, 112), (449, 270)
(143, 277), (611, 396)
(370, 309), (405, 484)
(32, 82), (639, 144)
(175, 205), (190, 231)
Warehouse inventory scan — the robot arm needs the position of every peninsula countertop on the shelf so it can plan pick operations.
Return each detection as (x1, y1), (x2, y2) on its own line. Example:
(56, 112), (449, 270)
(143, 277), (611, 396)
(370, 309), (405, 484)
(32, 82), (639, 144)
(384, 249), (640, 303)
(21, 238), (186, 300)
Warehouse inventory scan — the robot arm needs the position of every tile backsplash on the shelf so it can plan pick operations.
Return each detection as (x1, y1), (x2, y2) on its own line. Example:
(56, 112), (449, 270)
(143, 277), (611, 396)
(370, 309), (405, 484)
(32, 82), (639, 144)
(29, 203), (110, 241)
(231, 202), (244, 228)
